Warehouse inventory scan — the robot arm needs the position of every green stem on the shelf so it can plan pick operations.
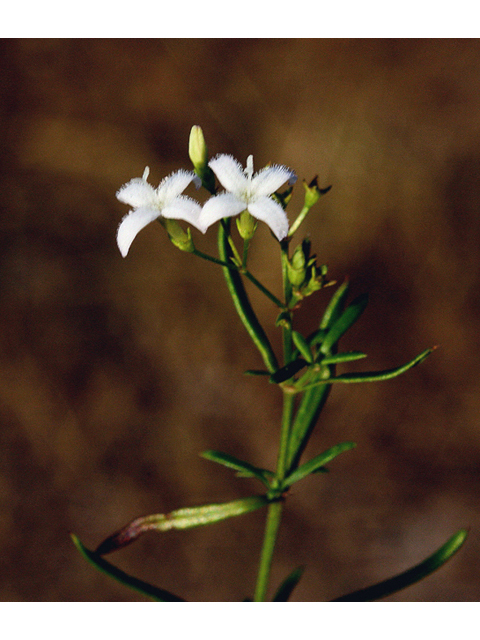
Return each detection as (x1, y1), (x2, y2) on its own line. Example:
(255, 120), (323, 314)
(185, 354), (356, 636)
(253, 499), (283, 602)
(242, 237), (250, 268)
(253, 241), (295, 602)
(288, 205), (310, 237)
(218, 221), (278, 373)
(193, 248), (286, 310)
(280, 240), (293, 363)
(243, 270), (286, 310)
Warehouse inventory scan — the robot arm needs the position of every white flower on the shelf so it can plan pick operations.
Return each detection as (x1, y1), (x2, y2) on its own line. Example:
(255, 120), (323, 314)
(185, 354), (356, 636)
(200, 155), (297, 241)
(116, 167), (203, 257)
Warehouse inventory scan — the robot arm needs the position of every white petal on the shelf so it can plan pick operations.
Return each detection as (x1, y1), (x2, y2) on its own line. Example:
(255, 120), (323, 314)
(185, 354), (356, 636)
(161, 196), (204, 232)
(116, 206), (160, 257)
(208, 155), (248, 194)
(247, 196), (289, 241)
(157, 170), (197, 204)
(200, 193), (247, 231)
(116, 178), (156, 208)
(251, 165), (296, 198)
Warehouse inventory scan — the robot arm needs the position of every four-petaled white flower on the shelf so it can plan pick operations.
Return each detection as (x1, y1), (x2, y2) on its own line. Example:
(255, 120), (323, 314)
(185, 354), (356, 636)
(116, 167), (204, 257)
(199, 155), (297, 241)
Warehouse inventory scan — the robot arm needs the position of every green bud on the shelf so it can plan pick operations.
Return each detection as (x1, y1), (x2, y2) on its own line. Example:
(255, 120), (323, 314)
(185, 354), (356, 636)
(303, 176), (332, 209)
(189, 125), (208, 172)
(163, 219), (195, 253)
(236, 210), (257, 240)
(287, 238), (311, 288)
(287, 245), (306, 288)
(188, 125), (216, 194)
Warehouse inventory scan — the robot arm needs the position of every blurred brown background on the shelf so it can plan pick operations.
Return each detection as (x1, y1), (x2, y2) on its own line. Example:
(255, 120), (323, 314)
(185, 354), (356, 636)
(1, 38), (480, 601)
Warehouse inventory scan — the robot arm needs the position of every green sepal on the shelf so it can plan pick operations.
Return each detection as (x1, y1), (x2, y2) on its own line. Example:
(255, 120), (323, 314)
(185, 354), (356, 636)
(270, 358), (308, 384)
(333, 528), (468, 601)
(320, 293), (368, 355)
(201, 450), (273, 487)
(304, 348), (434, 388)
(163, 219), (195, 253)
(283, 442), (356, 489)
(292, 331), (313, 363)
(96, 495), (269, 555)
(321, 351), (367, 365)
(272, 565), (306, 602)
(71, 534), (185, 602)
(275, 310), (292, 329)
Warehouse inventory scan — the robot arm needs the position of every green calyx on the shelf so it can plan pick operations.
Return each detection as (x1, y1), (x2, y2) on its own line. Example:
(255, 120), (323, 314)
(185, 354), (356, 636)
(236, 210), (258, 241)
(163, 219), (195, 253)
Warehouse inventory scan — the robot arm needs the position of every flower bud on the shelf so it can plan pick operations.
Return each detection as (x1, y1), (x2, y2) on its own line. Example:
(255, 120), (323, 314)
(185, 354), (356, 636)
(303, 176), (332, 209)
(189, 125), (208, 172)
(287, 238), (311, 288)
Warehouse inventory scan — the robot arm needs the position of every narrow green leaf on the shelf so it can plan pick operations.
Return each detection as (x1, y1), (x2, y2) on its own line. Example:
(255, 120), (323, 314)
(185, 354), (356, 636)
(71, 534), (185, 602)
(307, 328), (326, 347)
(273, 566), (306, 601)
(292, 331), (313, 363)
(201, 450), (273, 486)
(333, 528), (468, 601)
(283, 442), (356, 489)
(304, 348), (434, 388)
(244, 369), (270, 376)
(96, 495), (269, 555)
(286, 378), (332, 472)
(319, 279), (350, 330)
(321, 351), (367, 365)
(270, 358), (308, 384)
(320, 293), (368, 355)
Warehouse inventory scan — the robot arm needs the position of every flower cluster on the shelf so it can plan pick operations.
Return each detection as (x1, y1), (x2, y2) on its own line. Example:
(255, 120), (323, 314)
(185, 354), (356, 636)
(116, 142), (297, 257)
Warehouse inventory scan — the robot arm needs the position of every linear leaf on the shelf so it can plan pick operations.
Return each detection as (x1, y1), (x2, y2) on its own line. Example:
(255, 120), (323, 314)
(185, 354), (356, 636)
(292, 331), (313, 363)
(244, 369), (270, 376)
(270, 358), (308, 384)
(71, 534), (185, 601)
(96, 495), (269, 555)
(333, 528), (468, 601)
(321, 351), (367, 365)
(319, 280), (350, 330)
(305, 348), (434, 387)
(283, 442), (356, 488)
(286, 380), (332, 471)
(201, 450), (273, 486)
(272, 566), (306, 601)
(320, 293), (368, 355)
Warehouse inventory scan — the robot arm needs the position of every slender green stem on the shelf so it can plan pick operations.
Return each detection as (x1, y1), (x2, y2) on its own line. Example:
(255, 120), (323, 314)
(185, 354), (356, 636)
(193, 247), (286, 310)
(253, 241), (296, 602)
(253, 499), (283, 602)
(288, 205), (310, 237)
(218, 221), (278, 373)
(192, 248), (233, 268)
(280, 240), (293, 363)
(227, 233), (243, 267)
(242, 238), (250, 268)
(243, 270), (286, 310)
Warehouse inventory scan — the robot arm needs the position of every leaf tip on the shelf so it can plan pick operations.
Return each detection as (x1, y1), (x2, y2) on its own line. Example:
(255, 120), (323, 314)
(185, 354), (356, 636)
(95, 518), (146, 555)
